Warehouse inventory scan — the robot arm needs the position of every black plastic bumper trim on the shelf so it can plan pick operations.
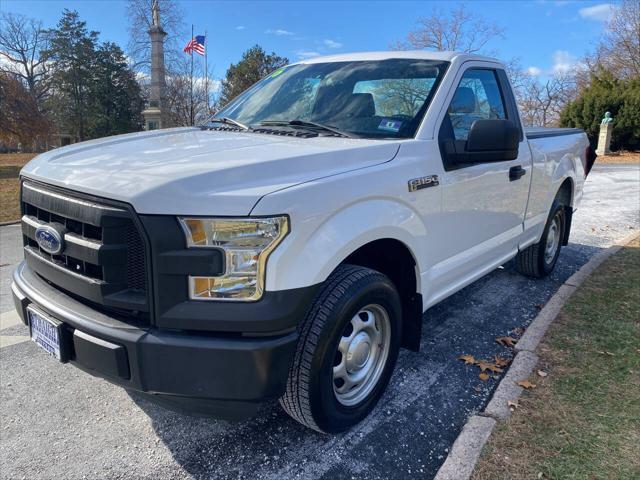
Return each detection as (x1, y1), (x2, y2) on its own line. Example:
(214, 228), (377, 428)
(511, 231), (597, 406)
(73, 330), (130, 379)
(12, 262), (302, 418)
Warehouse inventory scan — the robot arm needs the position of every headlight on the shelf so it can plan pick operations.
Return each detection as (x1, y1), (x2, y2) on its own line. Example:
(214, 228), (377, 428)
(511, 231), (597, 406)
(178, 216), (289, 301)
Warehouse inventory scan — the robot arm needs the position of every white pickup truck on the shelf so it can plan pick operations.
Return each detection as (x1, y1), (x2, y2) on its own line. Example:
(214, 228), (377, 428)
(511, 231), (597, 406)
(13, 51), (593, 433)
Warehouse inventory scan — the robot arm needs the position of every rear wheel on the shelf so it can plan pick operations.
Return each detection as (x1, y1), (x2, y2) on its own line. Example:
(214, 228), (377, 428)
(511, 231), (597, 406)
(280, 265), (401, 433)
(516, 200), (566, 278)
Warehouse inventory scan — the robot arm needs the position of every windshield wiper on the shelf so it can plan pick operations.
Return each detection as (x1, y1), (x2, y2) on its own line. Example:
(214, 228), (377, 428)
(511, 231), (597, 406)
(259, 120), (358, 138)
(206, 117), (250, 131)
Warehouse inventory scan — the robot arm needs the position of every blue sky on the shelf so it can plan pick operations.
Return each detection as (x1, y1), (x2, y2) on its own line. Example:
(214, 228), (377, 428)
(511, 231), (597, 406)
(2, 0), (616, 85)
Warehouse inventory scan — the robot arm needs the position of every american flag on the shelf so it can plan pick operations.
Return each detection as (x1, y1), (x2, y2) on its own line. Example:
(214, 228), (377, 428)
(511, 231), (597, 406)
(183, 35), (205, 56)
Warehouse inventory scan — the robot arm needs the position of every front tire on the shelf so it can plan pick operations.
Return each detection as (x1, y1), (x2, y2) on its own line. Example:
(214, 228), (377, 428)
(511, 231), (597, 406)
(280, 265), (402, 433)
(516, 200), (566, 278)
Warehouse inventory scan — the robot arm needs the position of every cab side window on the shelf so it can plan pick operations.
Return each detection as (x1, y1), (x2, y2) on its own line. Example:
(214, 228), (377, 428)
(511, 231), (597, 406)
(447, 69), (506, 141)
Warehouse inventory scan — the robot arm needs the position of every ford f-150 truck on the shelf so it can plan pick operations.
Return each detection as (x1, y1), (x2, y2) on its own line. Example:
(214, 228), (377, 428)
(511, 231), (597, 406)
(12, 51), (593, 433)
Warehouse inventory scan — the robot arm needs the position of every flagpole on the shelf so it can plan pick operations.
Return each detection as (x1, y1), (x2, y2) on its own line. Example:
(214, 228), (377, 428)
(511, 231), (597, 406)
(205, 30), (209, 113)
(190, 24), (194, 126)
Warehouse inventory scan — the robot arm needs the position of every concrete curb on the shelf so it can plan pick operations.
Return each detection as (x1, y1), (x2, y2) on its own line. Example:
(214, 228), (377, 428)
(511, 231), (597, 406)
(514, 285), (576, 353)
(433, 230), (640, 480)
(482, 350), (538, 420)
(433, 416), (497, 480)
(0, 220), (20, 227)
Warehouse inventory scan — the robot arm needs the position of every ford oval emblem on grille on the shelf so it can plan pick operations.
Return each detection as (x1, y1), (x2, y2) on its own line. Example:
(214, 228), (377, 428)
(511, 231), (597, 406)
(35, 224), (65, 255)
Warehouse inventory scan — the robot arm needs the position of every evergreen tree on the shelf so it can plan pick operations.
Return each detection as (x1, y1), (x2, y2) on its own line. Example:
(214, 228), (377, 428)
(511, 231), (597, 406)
(45, 10), (143, 141)
(219, 45), (288, 106)
(89, 42), (144, 137)
(559, 69), (640, 151)
(44, 10), (98, 141)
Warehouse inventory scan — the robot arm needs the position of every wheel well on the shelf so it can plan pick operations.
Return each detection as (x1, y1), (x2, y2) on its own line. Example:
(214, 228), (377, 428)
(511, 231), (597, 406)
(557, 178), (574, 246)
(342, 239), (423, 351)
(558, 178), (573, 206)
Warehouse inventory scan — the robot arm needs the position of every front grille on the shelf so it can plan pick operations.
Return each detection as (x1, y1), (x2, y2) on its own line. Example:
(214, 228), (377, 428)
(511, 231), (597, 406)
(20, 181), (150, 322)
(125, 223), (146, 292)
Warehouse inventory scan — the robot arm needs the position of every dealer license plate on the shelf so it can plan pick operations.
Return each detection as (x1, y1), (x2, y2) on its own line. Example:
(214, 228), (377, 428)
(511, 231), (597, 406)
(28, 307), (63, 361)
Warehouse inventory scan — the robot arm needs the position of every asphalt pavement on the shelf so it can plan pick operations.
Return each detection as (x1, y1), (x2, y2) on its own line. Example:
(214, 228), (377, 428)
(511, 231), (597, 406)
(0, 163), (638, 479)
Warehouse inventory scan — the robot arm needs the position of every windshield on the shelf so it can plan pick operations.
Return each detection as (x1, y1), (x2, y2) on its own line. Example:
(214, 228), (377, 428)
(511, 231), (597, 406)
(213, 59), (449, 139)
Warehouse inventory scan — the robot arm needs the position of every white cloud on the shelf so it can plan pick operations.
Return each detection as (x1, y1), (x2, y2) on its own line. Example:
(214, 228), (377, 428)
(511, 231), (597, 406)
(296, 50), (321, 59)
(187, 76), (222, 93)
(235, 25), (245, 30)
(578, 3), (613, 21)
(323, 39), (342, 49)
(208, 79), (222, 93)
(526, 66), (542, 76)
(265, 29), (294, 36)
(552, 50), (578, 73)
(135, 71), (150, 83)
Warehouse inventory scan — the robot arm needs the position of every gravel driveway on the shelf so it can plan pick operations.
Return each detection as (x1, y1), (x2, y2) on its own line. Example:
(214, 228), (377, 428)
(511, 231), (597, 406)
(0, 163), (638, 479)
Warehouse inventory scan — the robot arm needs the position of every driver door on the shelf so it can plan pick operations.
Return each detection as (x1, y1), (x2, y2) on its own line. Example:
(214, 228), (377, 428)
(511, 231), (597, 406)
(429, 66), (532, 300)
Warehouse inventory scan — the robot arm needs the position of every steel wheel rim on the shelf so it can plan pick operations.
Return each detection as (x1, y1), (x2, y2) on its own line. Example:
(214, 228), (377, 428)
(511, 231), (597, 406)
(544, 213), (561, 264)
(332, 304), (391, 407)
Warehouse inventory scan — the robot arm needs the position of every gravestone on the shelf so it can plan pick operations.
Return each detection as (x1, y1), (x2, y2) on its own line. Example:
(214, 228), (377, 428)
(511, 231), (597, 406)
(595, 112), (613, 156)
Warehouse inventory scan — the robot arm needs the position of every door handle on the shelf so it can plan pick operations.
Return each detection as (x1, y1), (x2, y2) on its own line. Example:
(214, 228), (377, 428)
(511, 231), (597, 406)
(509, 166), (526, 181)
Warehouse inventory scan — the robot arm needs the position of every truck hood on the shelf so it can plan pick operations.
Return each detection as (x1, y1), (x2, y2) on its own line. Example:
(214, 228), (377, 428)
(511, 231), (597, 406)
(21, 127), (400, 215)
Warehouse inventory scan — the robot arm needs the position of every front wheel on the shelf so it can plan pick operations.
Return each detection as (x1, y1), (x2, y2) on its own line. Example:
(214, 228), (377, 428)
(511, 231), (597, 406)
(516, 200), (566, 278)
(280, 265), (401, 433)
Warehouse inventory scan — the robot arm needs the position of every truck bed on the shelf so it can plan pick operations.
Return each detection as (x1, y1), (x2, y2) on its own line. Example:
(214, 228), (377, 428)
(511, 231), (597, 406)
(524, 127), (584, 139)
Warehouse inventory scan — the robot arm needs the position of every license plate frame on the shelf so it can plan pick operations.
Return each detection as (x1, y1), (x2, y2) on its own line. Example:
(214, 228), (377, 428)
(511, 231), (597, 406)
(28, 306), (68, 362)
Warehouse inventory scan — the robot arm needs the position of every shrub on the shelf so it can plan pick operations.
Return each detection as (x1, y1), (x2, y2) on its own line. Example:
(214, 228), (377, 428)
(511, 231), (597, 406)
(559, 69), (640, 151)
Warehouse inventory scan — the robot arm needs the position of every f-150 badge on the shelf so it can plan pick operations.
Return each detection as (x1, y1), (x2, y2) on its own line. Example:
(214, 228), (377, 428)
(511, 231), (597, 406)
(408, 175), (439, 192)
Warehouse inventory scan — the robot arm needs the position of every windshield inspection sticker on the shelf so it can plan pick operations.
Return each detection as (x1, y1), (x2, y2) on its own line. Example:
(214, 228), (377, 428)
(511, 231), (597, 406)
(378, 119), (402, 132)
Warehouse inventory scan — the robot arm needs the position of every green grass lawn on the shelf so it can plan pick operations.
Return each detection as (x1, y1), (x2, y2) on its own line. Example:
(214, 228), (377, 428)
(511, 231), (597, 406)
(473, 238), (640, 480)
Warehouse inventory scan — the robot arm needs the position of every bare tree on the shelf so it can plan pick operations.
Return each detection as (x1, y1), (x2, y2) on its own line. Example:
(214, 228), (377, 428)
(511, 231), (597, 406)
(593, 0), (640, 79)
(163, 55), (211, 126)
(392, 4), (504, 54)
(0, 12), (50, 104)
(391, 4), (530, 103)
(126, 0), (185, 73)
(518, 72), (576, 127)
(502, 57), (529, 101)
(0, 72), (51, 150)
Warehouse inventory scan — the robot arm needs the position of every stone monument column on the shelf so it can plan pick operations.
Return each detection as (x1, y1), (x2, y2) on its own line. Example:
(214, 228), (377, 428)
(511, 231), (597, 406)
(595, 111), (613, 156)
(142, 0), (169, 130)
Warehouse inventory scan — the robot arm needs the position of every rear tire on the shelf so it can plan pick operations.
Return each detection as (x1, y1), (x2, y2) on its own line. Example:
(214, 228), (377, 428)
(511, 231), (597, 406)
(280, 264), (402, 433)
(516, 200), (566, 278)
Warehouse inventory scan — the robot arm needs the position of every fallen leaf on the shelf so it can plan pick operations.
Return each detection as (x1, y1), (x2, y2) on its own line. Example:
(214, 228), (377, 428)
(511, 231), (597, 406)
(477, 360), (504, 373)
(494, 356), (511, 367)
(458, 354), (476, 365)
(473, 386), (482, 393)
(507, 400), (518, 410)
(496, 336), (518, 347)
(537, 370), (548, 377)
(518, 380), (536, 389)
(479, 372), (490, 381)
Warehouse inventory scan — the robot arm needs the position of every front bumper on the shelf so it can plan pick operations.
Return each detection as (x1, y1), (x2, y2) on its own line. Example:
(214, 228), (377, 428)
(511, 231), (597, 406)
(12, 261), (300, 420)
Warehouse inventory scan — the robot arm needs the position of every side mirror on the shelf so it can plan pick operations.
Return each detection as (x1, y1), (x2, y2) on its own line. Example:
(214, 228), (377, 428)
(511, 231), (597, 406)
(464, 119), (520, 162)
